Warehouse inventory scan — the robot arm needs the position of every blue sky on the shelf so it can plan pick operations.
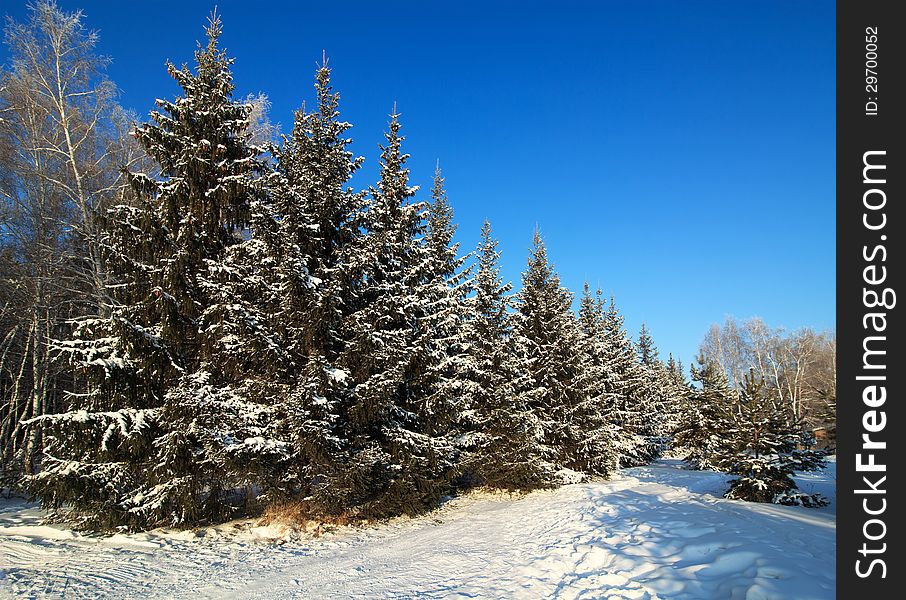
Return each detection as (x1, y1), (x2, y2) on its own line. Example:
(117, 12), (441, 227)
(2, 0), (836, 368)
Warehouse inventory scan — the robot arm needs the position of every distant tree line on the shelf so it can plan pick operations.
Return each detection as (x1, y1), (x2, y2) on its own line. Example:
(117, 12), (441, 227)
(0, 3), (830, 530)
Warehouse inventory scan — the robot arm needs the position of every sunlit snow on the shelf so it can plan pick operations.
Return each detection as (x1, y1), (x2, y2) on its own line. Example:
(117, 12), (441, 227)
(0, 459), (834, 599)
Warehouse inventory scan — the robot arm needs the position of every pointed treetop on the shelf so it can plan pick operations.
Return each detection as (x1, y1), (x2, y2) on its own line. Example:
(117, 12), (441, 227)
(637, 322), (660, 366)
(384, 103), (404, 147)
(477, 220), (505, 268)
(432, 161), (446, 200)
(476, 220), (499, 267)
(578, 281), (599, 329)
(427, 159), (457, 258)
(528, 228), (552, 271)
(314, 51), (332, 88)
(521, 227), (566, 304)
(171, 5), (234, 100)
(205, 7), (223, 53)
(531, 226), (545, 252)
(376, 105), (416, 205)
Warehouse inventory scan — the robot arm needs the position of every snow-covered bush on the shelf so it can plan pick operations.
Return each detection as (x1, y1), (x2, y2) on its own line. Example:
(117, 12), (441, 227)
(774, 489), (829, 508)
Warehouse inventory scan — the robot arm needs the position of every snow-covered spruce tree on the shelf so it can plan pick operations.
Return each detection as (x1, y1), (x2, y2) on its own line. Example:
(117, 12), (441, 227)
(666, 354), (685, 388)
(457, 221), (556, 490)
(637, 323), (688, 454)
(29, 13), (286, 529)
(511, 231), (590, 481)
(599, 298), (657, 466)
(673, 353), (733, 469)
(634, 324), (677, 456)
(263, 60), (366, 511)
(663, 354), (691, 438)
(416, 165), (470, 444)
(658, 355), (688, 438)
(717, 370), (828, 507)
(336, 110), (456, 517)
(572, 283), (621, 476)
(636, 323), (658, 367)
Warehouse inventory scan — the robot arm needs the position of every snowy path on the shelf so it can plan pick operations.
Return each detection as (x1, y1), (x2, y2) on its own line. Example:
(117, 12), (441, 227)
(0, 460), (835, 599)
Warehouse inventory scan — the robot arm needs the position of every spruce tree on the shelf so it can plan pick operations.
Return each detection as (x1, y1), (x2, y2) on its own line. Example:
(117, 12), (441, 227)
(416, 164), (469, 440)
(636, 323), (658, 367)
(573, 283), (620, 476)
(673, 353), (733, 469)
(666, 354), (687, 392)
(29, 13), (283, 529)
(265, 59), (365, 510)
(599, 298), (656, 466)
(634, 324), (675, 455)
(718, 370), (828, 506)
(337, 110), (454, 517)
(511, 231), (587, 480)
(458, 222), (556, 489)
(663, 354), (690, 435)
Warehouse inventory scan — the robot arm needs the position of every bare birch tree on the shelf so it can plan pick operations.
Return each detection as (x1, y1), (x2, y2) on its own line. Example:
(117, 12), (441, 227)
(698, 316), (836, 439)
(0, 0), (139, 478)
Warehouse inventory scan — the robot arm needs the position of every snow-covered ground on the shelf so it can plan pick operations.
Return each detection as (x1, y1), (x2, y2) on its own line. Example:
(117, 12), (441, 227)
(0, 459), (835, 599)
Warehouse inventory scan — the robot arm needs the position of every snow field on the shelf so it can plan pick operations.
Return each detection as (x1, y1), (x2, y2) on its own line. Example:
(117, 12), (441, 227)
(0, 459), (834, 599)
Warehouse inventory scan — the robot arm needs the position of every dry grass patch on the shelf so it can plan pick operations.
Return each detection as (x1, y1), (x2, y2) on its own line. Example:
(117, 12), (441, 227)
(257, 500), (358, 537)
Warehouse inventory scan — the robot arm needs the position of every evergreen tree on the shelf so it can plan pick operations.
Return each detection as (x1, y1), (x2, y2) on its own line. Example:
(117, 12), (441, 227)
(511, 231), (587, 480)
(636, 323), (658, 367)
(336, 110), (455, 517)
(673, 353), (733, 469)
(666, 354), (685, 389)
(599, 298), (656, 466)
(717, 370), (828, 506)
(416, 164), (469, 440)
(573, 283), (620, 476)
(265, 59), (365, 510)
(29, 13), (284, 529)
(663, 354), (690, 434)
(634, 324), (674, 454)
(458, 222), (556, 489)
(425, 164), (459, 279)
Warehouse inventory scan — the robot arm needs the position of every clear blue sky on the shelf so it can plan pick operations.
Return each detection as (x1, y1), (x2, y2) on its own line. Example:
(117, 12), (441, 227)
(2, 0), (836, 368)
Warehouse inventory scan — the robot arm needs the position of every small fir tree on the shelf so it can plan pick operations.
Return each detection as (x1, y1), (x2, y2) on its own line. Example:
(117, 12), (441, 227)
(717, 370), (828, 507)
(673, 353), (733, 469)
